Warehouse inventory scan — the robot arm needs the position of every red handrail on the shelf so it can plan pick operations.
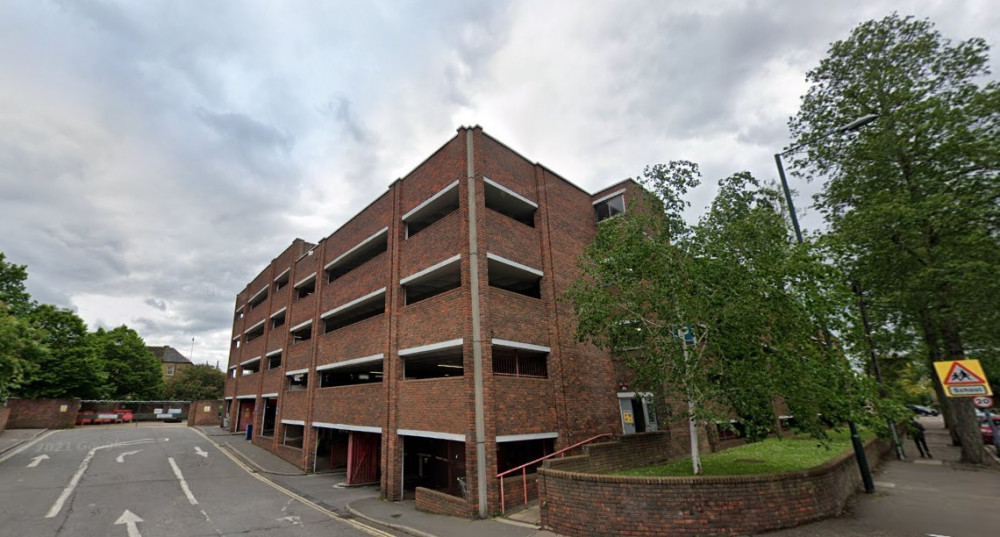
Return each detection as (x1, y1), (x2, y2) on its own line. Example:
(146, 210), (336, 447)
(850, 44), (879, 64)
(497, 433), (613, 514)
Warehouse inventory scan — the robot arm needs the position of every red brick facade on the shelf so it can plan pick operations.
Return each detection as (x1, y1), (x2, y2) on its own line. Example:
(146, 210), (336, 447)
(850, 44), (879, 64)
(538, 434), (892, 537)
(224, 126), (645, 516)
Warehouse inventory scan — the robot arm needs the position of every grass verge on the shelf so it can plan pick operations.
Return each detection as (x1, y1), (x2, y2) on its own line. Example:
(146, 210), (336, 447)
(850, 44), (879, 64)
(614, 429), (872, 477)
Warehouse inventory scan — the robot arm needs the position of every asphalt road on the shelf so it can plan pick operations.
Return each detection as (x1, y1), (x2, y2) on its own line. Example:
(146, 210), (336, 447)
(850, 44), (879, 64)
(0, 425), (393, 537)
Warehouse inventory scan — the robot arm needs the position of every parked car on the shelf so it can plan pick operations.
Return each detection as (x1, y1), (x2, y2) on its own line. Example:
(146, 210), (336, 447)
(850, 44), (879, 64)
(906, 403), (939, 416)
(980, 414), (1000, 445)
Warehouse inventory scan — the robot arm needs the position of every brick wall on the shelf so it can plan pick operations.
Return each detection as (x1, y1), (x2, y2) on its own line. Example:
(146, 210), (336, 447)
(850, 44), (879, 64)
(187, 399), (223, 426)
(5, 398), (81, 429)
(415, 486), (476, 518)
(538, 436), (892, 537)
(0, 406), (9, 433)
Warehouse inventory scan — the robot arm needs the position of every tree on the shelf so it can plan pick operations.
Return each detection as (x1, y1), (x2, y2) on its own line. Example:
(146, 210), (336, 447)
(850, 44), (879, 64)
(16, 305), (109, 399)
(789, 14), (1000, 463)
(93, 326), (165, 400)
(164, 364), (225, 401)
(568, 164), (870, 474)
(0, 304), (42, 402)
(0, 252), (35, 317)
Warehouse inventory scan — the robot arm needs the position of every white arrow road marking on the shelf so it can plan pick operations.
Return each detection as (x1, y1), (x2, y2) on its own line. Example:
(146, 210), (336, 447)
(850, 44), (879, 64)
(115, 509), (144, 537)
(26, 454), (49, 468)
(194, 446), (208, 458)
(46, 439), (154, 518)
(278, 515), (302, 526)
(168, 457), (198, 505)
(116, 450), (142, 463)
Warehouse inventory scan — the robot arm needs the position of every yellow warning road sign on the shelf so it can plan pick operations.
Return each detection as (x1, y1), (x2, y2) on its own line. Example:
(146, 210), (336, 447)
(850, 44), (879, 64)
(934, 359), (993, 397)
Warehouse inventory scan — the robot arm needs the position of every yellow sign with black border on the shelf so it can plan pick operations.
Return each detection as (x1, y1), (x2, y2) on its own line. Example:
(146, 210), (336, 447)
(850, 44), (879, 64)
(934, 359), (993, 397)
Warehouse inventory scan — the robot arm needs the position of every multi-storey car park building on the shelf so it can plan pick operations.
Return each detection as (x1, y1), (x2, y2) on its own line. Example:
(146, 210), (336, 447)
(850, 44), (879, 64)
(223, 126), (660, 517)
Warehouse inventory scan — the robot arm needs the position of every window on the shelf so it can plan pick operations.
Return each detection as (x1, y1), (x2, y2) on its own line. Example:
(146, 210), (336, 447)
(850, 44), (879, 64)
(492, 347), (548, 378)
(235, 307), (245, 320)
(290, 322), (312, 345)
(403, 181), (460, 238)
(326, 228), (389, 283)
(245, 321), (265, 343)
(266, 350), (282, 370)
(294, 273), (316, 300)
(401, 255), (461, 305)
(496, 437), (555, 474)
(283, 423), (304, 448)
(165, 364), (176, 376)
(241, 357), (261, 376)
(401, 340), (464, 379)
(274, 269), (290, 291)
(318, 355), (383, 388)
(321, 289), (386, 333)
(229, 367), (237, 379)
(487, 253), (542, 299)
(270, 308), (286, 329)
(248, 286), (268, 311)
(232, 337), (240, 350)
(594, 191), (625, 223)
(287, 371), (308, 391)
(484, 177), (536, 227)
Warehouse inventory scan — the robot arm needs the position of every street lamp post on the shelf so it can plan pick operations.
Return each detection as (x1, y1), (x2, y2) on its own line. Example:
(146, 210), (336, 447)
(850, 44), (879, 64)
(774, 113), (879, 494)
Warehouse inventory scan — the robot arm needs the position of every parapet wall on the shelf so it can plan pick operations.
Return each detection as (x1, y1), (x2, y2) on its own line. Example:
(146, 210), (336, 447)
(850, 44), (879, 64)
(539, 436), (891, 537)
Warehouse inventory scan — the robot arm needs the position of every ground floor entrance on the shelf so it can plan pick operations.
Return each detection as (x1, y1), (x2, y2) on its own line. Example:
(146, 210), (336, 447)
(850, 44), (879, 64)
(401, 436), (466, 496)
(314, 427), (381, 485)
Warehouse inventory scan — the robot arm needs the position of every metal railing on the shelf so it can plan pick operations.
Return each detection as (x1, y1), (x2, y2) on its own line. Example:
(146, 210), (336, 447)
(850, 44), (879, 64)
(497, 433), (613, 514)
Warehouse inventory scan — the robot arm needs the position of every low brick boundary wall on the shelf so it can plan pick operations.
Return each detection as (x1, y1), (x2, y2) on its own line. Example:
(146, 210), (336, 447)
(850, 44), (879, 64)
(415, 487), (475, 518)
(4, 398), (81, 429)
(539, 437), (891, 537)
(0, 407), (9, 433)
(187, 399), (223, 426)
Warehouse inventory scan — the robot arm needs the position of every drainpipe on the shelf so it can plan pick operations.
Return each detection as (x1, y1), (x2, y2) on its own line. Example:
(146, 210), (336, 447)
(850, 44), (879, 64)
(466, 128), (488, 518)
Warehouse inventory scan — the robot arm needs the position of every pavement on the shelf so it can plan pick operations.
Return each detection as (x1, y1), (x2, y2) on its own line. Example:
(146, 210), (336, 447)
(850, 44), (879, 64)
(2, 418), (997, 536)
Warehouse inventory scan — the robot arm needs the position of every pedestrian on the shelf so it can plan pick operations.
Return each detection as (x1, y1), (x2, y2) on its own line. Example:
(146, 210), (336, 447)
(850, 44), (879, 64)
(909, 417), (931, 458)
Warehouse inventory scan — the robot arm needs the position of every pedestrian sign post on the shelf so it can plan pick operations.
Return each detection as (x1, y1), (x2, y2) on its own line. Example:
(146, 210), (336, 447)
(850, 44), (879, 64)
(933, 359), (993, 397)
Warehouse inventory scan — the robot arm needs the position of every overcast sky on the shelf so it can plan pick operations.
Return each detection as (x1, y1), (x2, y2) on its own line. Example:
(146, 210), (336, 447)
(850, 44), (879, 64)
(1, 1), (997, 367)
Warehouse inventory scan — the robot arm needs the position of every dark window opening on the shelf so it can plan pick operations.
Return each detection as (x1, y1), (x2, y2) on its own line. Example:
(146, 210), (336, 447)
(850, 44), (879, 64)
(594, 193), (625, 223)
(267, 352), (282, 369)
(287, 373), (308, 391)
(295, 277), (316, 300)
(403, 258), (461, 305)
(492, 347), (548, 378)
(245, 324), (265, 343)
(283, 423), (304, 448)
(248, 289), (268, 310)
(232, 338), (240, 350)
(323, 294), (385, 333)
(487, 256), (541, 299)
(261, 398), (277, 437)
(404, 347), (464, 379)
(241, 359), (260, 376)
(271, 311), (286, 329)
(291, 325), (312, 345)
(404, 184), (460, 239)
(320, 361), (383, 388)
(274, 270), (290, 291)
(484, 179), (536, 227)
(229, 368), (237, 379)
(327, 231), (388, 283)
(235, 308), (245, 320)
(402, 436), (466, 496)
(497, 438), (555, 474)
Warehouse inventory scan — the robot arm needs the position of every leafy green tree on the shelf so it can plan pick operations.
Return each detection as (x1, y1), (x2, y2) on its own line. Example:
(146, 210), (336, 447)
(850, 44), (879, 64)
(568, 164), (870, 474)
(788, 14), (1000, 463)
(164, 364), (225, 401)
(16, 305), (109, 399)
(93, 326), (165, 400)
(0, 304), (42, 402)
(0, 252), (35, 317)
